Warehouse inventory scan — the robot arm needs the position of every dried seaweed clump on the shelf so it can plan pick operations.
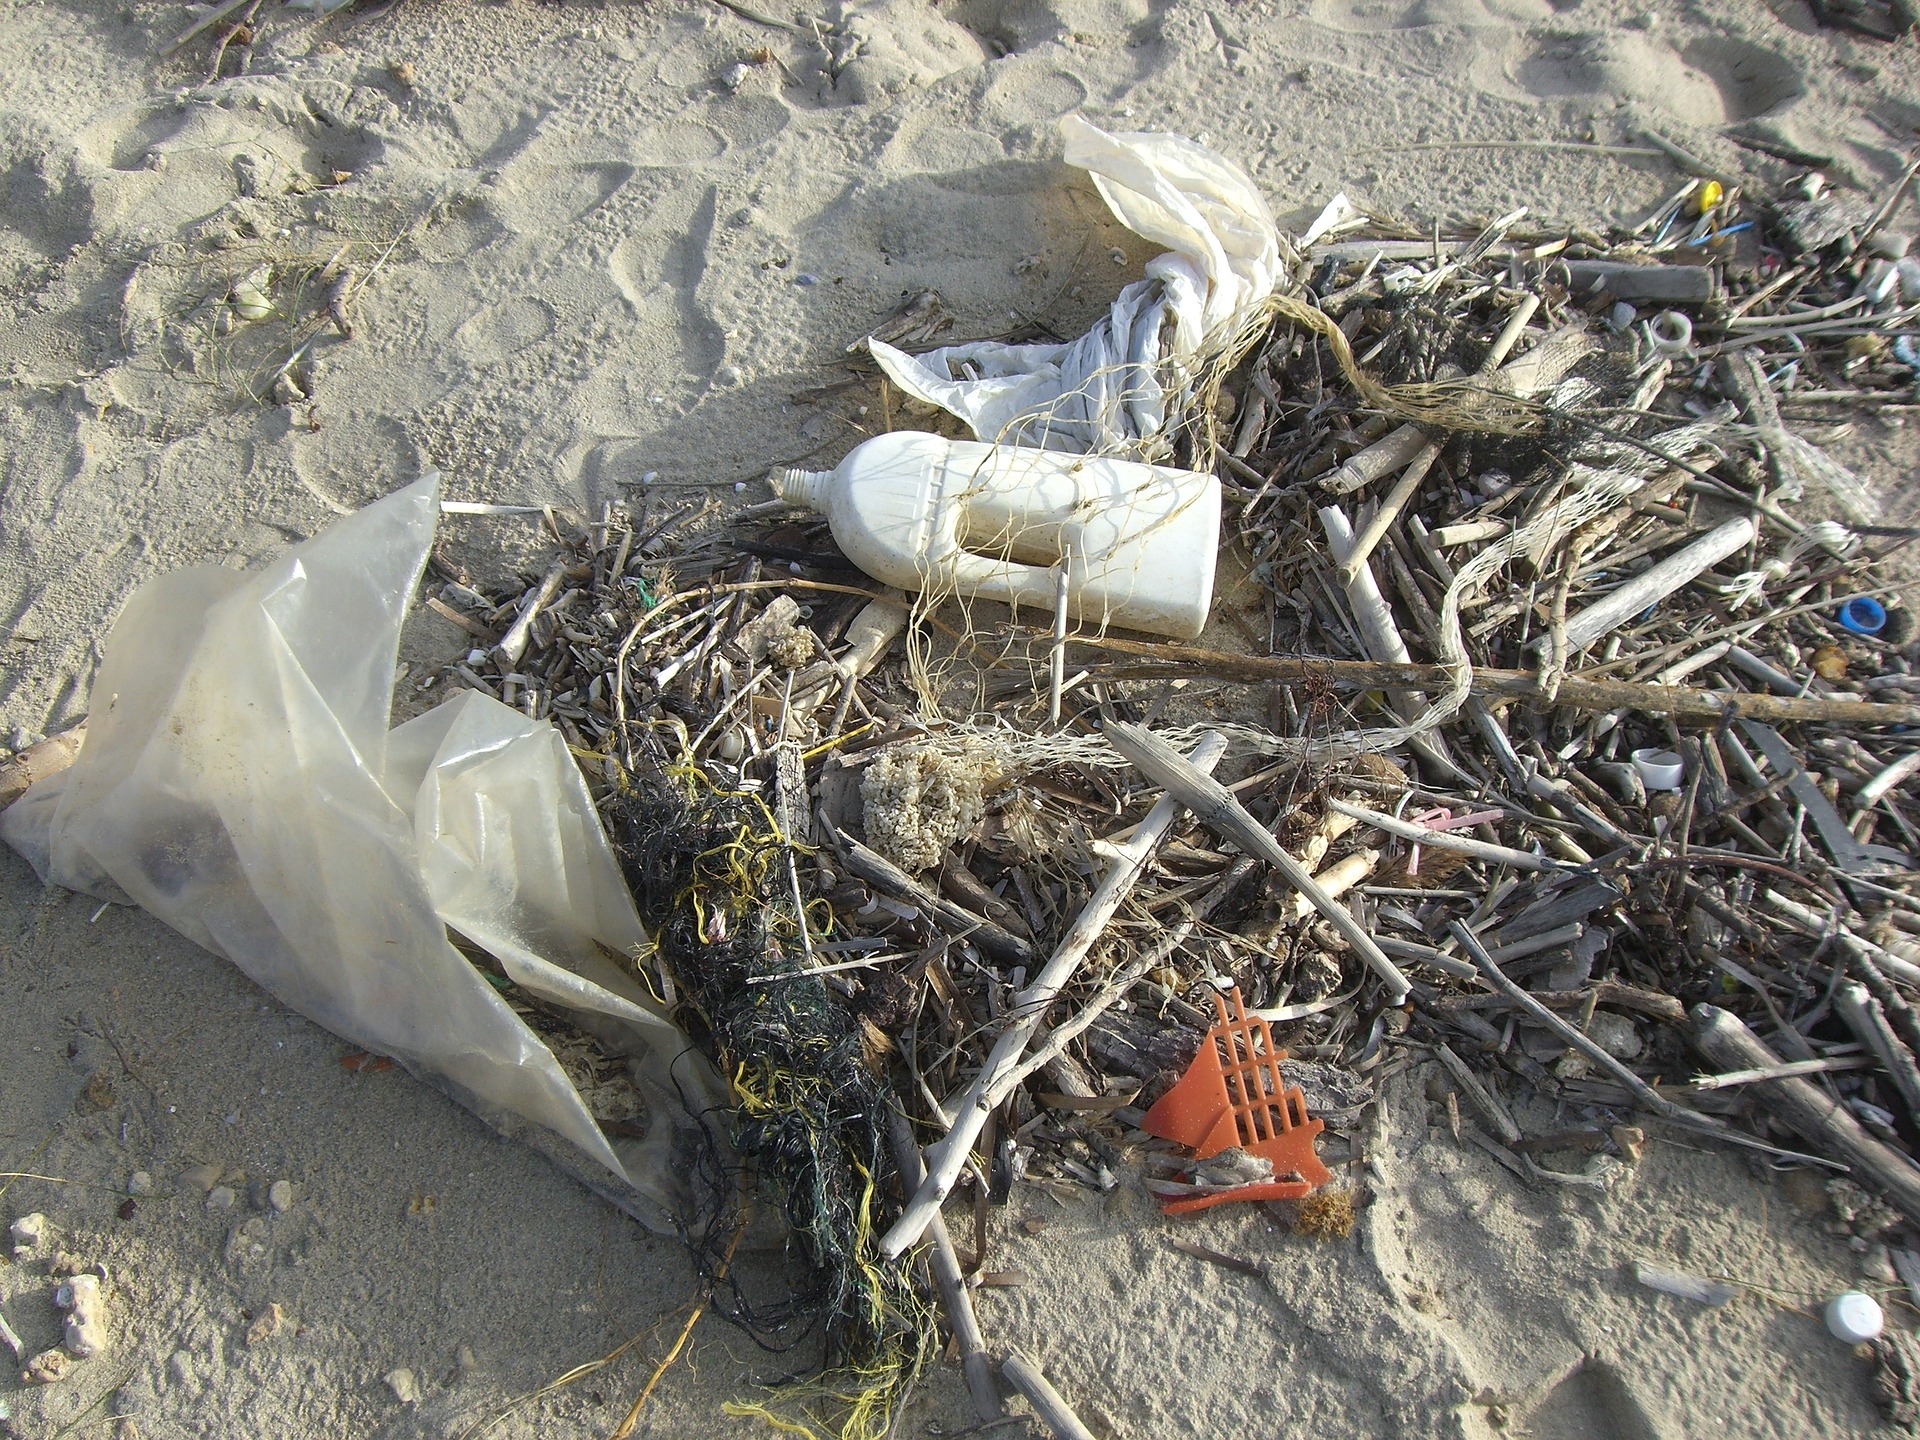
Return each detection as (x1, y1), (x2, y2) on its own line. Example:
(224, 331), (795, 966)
(1291, 1186), (1357, 1241)
(860, 740), (1006, 872)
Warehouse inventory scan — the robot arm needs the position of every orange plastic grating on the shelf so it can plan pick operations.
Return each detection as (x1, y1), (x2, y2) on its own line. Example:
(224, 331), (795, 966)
(1141, 986), (1331, 1214)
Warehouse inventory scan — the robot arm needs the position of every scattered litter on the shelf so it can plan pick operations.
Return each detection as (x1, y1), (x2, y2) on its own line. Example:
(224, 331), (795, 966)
(1141, 987), (1332, 1213)
(21, 1349), (69, 1386)
(775, 431), (1222, 639)
(245, 1303), (285, 1347)
(56, 1274), (106, 1358)
(8, 1213), (47, 1261)
(8, 105), (1920, 1440)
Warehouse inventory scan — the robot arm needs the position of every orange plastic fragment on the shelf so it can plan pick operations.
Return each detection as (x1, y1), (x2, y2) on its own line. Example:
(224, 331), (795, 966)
(1141, 986), (1332, 1214)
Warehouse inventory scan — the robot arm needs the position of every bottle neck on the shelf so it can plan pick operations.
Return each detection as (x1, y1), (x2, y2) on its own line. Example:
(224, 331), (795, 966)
(774, 466), (832, 513)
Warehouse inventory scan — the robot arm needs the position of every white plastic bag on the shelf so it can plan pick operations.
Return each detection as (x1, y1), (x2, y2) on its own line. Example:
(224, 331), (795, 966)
(1, 475), (718, 1231)
(869, 113), (1282, 456)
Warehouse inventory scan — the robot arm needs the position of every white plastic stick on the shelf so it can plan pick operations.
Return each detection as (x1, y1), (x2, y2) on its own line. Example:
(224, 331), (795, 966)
(1555, 516), (1756, 653)
(879, 730), (1230, 1258)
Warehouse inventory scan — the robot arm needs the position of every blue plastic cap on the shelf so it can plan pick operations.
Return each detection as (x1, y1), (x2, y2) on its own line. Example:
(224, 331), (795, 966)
(1839, 597), (1888, 636)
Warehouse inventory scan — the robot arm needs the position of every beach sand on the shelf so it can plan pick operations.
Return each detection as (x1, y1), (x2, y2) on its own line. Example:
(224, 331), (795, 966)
(3, 0), (1919, 1434)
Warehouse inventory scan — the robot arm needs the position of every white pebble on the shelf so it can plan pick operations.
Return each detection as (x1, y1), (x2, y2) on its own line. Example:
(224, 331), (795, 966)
(9, 1212), (47, 1259)
(57, 1274), (107, 1358)
(268, 1180), (294, 1214)
(128, 1171), (153, 1196)
(206, 1186), (237, 1212)
(385, 1367), (420, 1404)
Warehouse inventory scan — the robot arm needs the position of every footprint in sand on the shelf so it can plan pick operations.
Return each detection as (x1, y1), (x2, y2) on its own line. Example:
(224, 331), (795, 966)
(485, 160), (634, 236)
(1498, 29), (1804, 125)
(981, 62), (1091, 124)
(1309, 0), (1555, 32)
(1522, 1359), (1664, 1440)
(0, 112), (95, 261)
(72, 99), (194, 174)
(451, 296), (558, 362)
(631, 119), (730, 168)
(607, 183), (726, 381)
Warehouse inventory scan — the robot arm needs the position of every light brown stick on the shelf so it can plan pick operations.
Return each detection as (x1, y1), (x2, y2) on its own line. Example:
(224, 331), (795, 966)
(886, 1115), (1001, 1424)
(0, 724), (87, 811)
(1000, 1351), (1098, 1440)
(879, 731), (1229, 1258)
(838, 835), (1034, 968)
(1068, 637), (1920, 728)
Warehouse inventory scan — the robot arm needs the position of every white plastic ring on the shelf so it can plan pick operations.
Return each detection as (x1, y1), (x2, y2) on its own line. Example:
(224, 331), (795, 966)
(1647, 310), (1693, 358)
(1631, 747), (1685, 793)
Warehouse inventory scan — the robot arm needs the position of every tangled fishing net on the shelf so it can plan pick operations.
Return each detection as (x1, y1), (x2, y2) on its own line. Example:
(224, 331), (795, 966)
(606, 769), (934, 1440)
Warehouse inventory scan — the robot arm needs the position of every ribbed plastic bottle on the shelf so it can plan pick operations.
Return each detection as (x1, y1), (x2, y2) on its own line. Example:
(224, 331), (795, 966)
(774, 432), (1220, 640)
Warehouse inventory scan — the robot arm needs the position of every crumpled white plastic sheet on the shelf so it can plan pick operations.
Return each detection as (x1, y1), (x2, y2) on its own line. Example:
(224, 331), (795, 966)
(869, 113), (1282, 456)
(1, 476), (720, 1232)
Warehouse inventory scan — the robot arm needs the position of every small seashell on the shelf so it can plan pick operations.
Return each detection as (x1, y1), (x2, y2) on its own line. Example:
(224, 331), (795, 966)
(229, 267), (274, 322)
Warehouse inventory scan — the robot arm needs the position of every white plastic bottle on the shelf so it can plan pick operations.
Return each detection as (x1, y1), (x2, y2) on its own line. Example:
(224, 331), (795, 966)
(774, 432), (1221, 640)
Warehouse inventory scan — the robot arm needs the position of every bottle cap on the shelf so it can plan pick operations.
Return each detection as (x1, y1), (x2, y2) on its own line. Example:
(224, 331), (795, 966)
(1631, 748), (1685, 793)
(1839, 597), (1887, 636)
(1826, 1290), (1884, 1344)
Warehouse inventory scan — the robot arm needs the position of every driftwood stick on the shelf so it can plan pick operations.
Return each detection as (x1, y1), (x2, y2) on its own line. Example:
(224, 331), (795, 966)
(1833, 983), (1920, 1123)
(1336, 443), (1440, 588)
(1435, 1041), (1521, 1145)
(1453, 921), (1711, 1132)
(987, 857), (1260, 1109)
(494, 559), (569, 668)
(838, 835), (1034, 968)
(1000, 1351), (1098, 1440)
(1107, 722), (1411, 1002)
(0, 724), (87, 811)
(1066, 637), (1920, 727)
(1328, 797), (1561, 872)
(886, 1115), (1002, 1424)
(1692, 1004), (1920, 1217)
(1691, 1055), (1874, 1089)
(880, 731), (1229, 1259)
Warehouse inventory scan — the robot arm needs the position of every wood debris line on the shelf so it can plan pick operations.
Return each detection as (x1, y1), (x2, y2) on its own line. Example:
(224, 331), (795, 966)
(54, 155), (1905, 1437)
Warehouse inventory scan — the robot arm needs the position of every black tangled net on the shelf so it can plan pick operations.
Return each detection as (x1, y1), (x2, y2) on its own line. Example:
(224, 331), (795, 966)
(606, 770), (931, 1439)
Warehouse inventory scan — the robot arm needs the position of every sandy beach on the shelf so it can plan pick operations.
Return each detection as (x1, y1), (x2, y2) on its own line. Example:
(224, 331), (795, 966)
(4, 0), (1920, 1435)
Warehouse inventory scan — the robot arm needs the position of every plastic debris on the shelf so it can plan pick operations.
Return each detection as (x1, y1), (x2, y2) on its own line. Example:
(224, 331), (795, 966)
(1140, 986), (1332, 1213)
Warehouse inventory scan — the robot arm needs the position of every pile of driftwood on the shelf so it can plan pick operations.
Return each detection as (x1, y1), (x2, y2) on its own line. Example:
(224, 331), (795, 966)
(379, 155), (1920, 1436)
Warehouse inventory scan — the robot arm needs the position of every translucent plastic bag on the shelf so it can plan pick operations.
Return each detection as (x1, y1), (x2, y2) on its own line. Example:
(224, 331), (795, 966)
(868, 113), (1281, 456)
(0, 475), (718, 1232)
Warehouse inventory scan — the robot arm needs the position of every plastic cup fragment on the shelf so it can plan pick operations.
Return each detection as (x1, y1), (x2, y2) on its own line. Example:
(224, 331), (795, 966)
(1631, 748), (1685, 793)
